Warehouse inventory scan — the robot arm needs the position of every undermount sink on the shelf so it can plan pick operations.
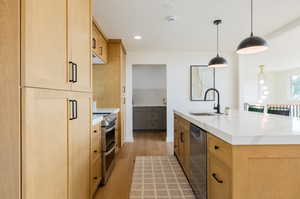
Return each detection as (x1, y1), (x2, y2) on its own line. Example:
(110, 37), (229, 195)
(189, 112), (217, 116)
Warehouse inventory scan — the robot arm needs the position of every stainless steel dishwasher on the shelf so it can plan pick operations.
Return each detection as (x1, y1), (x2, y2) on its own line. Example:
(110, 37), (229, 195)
(189, 124), (207, 199)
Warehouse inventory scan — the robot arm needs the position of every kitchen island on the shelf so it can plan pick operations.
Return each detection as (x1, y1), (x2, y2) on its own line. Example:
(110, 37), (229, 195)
(174, 109), (300, 199)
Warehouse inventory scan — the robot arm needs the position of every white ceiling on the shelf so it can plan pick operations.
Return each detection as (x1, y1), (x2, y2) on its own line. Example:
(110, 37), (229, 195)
(94, 0), (300, 52)
(240, 25), (300, 72)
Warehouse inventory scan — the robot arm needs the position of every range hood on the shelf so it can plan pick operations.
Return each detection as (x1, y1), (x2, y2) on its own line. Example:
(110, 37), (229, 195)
(92, 53), (105, 64)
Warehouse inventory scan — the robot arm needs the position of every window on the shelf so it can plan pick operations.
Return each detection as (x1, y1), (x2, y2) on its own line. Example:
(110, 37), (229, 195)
(290, 75), (300, 99)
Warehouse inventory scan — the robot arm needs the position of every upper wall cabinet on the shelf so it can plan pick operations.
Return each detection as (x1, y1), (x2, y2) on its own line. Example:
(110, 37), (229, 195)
(92, 21), (108, 64)
(21, 0), (69, 90)
(68, 0), (92, 92)
(21, 0), (92, 92)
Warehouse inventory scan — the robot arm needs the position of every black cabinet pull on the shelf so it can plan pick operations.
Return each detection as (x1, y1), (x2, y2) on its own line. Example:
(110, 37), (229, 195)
(212, 173), (223, 184)
(100, 46), (103, 55)
(74, 100), (78, 119)
(69, 100), (75, 120)
(180, 132), (184, 143)
(69, 62), (74, 83)
(214, 145), (220, 150)
(94, 177), (98, 180)
(69, 100), (78, 120)
(69, 62), (78, 83)
(92, 38), (96, 49)
(94, 150), (98, 153)
(73, 63), (78, 83)
(93, 130), (97, 133)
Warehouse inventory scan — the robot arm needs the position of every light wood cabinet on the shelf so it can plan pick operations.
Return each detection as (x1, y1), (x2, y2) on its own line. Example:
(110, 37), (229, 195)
(22, 88), (92, 199)
(174, 115), (180, 158)
(1, 0), (92, 197)
(92, 21), (108, 63)
(91, 123), (102, 196)
(173, 113), (300, 199)
(91, 157), (101, 195)
(68, 93), (91, 199)
(21, 0), (70, 90)
(22, 88), (69, 199)
(93, 40), (126, 149)
(207, 155), (232, 199)
(207, 134), (300, 199)
(21, 0), (92, 92)
(68, 0), (92, 92)
(0, 0), (21, 198)
(173, 114), (190, 178)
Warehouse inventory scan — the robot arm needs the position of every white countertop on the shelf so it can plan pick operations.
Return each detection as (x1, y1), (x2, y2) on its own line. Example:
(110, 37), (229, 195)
(92, 115), (104, 125)
(133, 104), (166, 107)
(92, 108), (120, 125)
(174, 109), (300, 145)
(93, 108), (120, 114)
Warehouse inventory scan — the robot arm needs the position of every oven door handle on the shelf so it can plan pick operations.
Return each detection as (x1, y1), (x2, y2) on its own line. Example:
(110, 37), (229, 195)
(104, 144), (116, 156)
(103, 125), (116, 134)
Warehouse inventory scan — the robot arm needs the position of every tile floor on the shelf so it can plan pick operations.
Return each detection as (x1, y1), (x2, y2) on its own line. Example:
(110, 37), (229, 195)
(130, 156), (196, 199)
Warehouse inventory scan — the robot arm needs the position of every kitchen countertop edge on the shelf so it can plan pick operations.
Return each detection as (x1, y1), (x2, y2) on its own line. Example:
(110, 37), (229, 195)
(174, 109), (300, 145)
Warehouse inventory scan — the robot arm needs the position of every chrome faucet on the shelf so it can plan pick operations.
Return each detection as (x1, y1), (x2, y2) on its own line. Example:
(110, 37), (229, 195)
(204, 88), (221, 114)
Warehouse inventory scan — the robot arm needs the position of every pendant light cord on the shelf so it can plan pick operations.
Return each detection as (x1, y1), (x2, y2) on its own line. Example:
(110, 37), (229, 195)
(251, 0), (254, 36)
(217, 23), (219, 56)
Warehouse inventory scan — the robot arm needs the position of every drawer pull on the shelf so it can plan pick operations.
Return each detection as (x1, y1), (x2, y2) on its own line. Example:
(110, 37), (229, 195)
(180, 132), (184, 143)
(94, 177), (98, 180)
(92, 38), (96, 49)
(212, 173), (223, 184)
(214, 145), (220, 150)
(93, 130), (97, 133)
(94, 150), (98, 153)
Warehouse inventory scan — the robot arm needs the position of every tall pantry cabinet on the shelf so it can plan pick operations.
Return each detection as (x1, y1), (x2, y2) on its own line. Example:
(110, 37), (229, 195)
(1, 0), (92, 199)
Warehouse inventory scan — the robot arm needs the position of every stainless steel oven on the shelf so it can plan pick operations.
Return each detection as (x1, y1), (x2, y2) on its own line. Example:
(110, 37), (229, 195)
(94, 112), (117, 185)
(101, 118), (116, 185)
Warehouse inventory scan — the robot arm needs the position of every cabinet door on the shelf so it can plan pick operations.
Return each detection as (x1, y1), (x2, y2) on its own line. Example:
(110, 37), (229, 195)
(133, 108), (148, 130)
(92, 23), (98, 56)
(174, 115), (180, 157)
(98, 33), (108, 63)
(22, 88), (68, 199)
(120, 48), (126, 146)
(21, 0), (70, 90)
(183, 120), (190, 178)
(68, 93), (91, 199)
(179, 126), (186, 167)
(207, 156), (232, 199)
(68, 0), (92, 92)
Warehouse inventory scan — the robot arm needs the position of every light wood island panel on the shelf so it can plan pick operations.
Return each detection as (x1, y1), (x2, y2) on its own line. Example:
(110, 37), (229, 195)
(208, 133), (300, 199)
(174, 113), (300, 199)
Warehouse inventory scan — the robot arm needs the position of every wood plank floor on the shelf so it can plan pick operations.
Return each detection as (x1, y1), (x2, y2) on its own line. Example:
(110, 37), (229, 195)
(94, 131), (173, 199)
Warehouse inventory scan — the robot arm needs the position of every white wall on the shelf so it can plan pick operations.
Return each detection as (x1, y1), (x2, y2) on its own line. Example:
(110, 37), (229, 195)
(268, 68), (300, 104)
(238, 25), (300, 108)
(132, 65), (166, 106)
(125, 51), (239, 142)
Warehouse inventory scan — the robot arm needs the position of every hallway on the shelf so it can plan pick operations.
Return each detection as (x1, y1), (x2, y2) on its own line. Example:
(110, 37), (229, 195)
(95, 132), (173, 199)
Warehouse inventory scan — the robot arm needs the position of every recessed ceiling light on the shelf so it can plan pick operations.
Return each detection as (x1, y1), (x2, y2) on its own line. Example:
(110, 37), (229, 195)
(134, 35), (142, 40)
(165, 16), (177, 22)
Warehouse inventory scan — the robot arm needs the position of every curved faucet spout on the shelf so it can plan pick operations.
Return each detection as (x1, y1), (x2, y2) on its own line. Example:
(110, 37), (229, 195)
(204, 88), (221, 114)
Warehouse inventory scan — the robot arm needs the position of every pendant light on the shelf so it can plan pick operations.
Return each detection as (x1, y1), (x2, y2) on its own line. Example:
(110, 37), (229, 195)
(208, 19), (228, 68)
(236, 0), (268, 54)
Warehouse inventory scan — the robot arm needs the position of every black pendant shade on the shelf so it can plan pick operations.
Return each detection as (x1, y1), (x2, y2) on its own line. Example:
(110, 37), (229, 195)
(208, 55), (228, 68)
(208, 19), (228, 68)
(236, 34), (268, 54)
(236, 0), (268, 54)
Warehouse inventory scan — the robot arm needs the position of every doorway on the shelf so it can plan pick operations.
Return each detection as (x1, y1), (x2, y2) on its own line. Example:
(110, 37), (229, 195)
(132, 64), (167, 141)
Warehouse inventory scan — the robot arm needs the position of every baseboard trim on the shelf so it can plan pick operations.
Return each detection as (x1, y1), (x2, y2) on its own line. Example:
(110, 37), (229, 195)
(166, 136), (173, 143)
(124, 136), (134, 143)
